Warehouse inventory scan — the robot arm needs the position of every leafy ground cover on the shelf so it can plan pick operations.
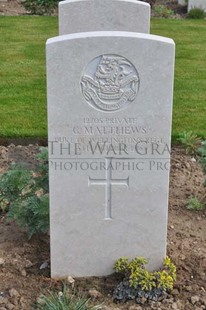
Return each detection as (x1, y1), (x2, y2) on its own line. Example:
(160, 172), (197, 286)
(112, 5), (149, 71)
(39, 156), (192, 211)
(0, 17), (206, 138)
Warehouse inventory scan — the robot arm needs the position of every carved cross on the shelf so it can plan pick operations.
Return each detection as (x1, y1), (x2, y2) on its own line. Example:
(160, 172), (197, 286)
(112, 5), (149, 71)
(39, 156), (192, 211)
(88, 158), (129, 220)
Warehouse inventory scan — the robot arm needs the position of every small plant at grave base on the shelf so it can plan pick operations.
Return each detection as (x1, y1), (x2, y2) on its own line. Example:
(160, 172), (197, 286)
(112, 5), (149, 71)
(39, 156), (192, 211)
(187, 7), (205, 19)
(153, 5), (174, 18)
(177, 131), (202, 155)
(37, 285), (101, 310)
(114, 257), (129, 273)
(113, 256), (176, 304)
(0, 147), (49, 239)
(187, 196), (205, 211)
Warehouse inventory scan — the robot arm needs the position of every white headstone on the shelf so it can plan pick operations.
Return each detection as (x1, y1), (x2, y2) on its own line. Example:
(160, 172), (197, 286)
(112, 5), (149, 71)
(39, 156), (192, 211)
(188, 0), (206, 11)
(59, 0), (151, 35)
(47, 31), (175, 278)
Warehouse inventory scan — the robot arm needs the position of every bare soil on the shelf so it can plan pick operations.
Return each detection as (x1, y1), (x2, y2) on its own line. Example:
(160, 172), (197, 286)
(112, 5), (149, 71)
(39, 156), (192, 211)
(0, 144), (205, 310)
(0, 0), (26, 16)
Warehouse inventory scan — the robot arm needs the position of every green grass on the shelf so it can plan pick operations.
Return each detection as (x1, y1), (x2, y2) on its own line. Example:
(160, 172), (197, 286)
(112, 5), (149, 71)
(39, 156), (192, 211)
(0, 17), (206, 138)
(0, 16), (58, 137)
(151, 19), (206, 139)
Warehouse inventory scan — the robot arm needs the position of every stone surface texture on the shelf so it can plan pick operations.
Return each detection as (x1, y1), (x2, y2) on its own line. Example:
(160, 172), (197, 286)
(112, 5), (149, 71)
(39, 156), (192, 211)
(188, 0), (206, 11)
(59, 0), (150, 35)
(47, 31), (175, 278)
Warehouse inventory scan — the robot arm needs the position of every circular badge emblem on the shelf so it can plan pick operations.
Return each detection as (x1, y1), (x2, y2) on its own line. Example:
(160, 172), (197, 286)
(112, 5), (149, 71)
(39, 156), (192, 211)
(81, 54), (140, 112)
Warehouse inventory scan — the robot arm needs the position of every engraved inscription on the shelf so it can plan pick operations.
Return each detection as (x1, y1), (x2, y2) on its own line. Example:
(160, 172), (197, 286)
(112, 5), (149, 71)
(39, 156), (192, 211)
(81, 54), (140, 112)
(88, 158), (129, 219)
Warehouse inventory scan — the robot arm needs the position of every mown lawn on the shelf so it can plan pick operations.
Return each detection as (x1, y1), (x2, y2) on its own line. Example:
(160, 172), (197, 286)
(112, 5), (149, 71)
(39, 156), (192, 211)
(151, 19), (206, 139)
(0, 17), (206, 138)
(0, 16), (58, 138)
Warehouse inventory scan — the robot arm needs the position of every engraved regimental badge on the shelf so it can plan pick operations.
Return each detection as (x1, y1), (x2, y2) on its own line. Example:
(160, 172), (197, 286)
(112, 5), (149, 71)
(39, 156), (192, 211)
(81, 54), (140, 112)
